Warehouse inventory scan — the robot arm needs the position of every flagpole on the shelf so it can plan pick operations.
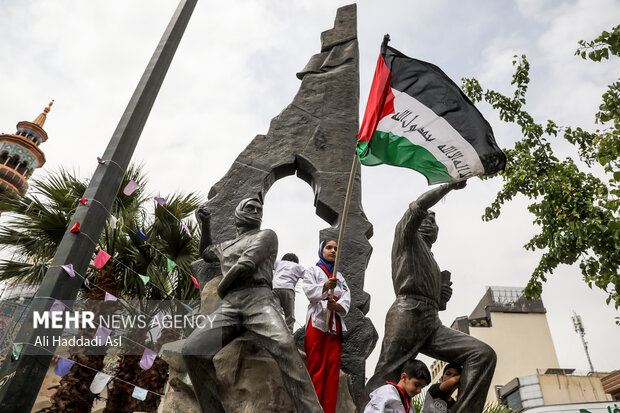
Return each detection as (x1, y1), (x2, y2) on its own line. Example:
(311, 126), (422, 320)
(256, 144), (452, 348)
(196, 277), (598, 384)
(325, 152), (358, 330)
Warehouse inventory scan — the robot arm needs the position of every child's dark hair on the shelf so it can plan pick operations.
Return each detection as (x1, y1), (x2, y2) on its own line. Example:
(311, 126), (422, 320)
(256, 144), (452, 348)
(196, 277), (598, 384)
(281, 253), (299, 263)
(402, 359), (431, 383)
(443, 362), (463, 376)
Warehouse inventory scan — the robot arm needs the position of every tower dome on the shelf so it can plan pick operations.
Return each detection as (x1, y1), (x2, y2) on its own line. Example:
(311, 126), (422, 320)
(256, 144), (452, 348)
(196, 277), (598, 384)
(0, 101), (52, 197)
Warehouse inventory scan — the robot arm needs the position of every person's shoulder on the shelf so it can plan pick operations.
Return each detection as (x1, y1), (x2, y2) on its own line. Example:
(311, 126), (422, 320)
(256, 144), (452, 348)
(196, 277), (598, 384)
(371, 383), (399, 398)
(426, 382), (444, 398)
(258, 228), (277, 237)
(254, 228), (278, 242)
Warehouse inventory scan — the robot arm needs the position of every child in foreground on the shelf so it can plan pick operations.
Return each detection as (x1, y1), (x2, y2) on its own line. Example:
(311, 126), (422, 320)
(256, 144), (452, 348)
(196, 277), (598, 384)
(421, 362), (462, 413)
(364, 359), (431, 413)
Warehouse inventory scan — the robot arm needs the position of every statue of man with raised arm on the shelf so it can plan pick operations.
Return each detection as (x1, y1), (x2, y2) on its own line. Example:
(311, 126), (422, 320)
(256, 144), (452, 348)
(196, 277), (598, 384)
(359, 182), (497, 413)
(182, 197), (323, 413)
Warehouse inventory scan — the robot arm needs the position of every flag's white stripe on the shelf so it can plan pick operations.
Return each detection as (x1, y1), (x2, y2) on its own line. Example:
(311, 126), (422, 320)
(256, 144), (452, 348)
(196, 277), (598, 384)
(376, 89), (484, 180)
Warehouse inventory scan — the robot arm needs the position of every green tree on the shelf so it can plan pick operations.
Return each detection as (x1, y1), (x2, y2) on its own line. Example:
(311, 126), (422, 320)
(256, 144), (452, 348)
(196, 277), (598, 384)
(460, 25), (619, 307)
(0, 165), (202, 412)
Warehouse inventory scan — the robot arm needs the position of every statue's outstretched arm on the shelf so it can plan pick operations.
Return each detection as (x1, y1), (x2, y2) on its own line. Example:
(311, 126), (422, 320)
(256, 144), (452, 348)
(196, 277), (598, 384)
(416, 181), (467, 211)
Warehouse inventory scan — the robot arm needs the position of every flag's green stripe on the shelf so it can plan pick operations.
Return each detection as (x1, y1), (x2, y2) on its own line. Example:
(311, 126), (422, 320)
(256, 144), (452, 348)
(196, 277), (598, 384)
(357, 131), (453, 184)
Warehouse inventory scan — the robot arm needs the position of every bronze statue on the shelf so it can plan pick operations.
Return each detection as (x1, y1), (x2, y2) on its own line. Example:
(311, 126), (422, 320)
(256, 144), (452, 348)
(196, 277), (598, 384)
(359, 182), (497, 413)
(182, 198), (323, 413)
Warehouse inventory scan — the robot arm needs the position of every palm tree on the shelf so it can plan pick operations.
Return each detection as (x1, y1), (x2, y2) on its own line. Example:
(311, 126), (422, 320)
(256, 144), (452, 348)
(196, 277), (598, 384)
(0, 165), (202, 412)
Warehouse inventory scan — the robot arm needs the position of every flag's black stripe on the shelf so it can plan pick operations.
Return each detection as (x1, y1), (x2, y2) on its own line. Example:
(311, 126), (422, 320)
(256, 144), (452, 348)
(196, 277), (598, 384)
(382, 46), (506, 175)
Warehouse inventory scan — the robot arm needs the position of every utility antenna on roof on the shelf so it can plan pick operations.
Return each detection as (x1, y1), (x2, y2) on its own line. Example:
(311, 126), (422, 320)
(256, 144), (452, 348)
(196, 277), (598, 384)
(571, 311), (595, 374)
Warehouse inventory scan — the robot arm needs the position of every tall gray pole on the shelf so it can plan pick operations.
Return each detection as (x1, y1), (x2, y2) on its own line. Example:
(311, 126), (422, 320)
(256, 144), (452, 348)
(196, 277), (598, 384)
(0, 1), (197, 410)
(572, 311), (595, 374)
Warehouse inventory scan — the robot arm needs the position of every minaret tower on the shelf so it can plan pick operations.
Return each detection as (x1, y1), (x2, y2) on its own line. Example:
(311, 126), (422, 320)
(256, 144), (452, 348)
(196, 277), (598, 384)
(0, 101), (52, 197)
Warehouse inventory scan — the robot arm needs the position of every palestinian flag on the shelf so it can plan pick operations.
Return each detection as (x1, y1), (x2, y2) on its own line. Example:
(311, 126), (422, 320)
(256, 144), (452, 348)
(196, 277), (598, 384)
(357, 39), (506, 184)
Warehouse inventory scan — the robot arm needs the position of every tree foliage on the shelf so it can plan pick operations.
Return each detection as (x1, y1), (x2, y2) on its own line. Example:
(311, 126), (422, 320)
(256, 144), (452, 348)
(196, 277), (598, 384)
(460, 26), (619, 307)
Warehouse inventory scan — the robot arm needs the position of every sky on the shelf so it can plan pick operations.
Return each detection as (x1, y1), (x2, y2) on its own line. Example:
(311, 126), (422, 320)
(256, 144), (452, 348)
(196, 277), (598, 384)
(0, 0), (618, 386)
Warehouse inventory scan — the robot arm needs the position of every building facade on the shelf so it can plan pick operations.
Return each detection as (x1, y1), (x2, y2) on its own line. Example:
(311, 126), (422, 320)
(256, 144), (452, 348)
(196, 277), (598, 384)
(0, 101), (52, 197)
(431, 286), (561, 404)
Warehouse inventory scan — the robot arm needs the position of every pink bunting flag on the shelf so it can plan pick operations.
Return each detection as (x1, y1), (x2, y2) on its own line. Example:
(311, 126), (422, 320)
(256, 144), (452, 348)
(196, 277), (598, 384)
(94, 326), (111, 346)
(191, 275), (200, 290)
(84, 278), (90, 287)
(61, 264), (75, 278)
(50, 300), (65, 314)
(97, 156), (106, 164)
(79, 198), (88, 205)
(69, 222), (80, 233)
(54, 357), (74, 377)
(93, 250), (111, 269)
(154, 196), (166, 206)
(104, 292), (117, 302)
(181, 222), (191, 237)
(139, 348), (157, 370)
(123, 179), (139, 196)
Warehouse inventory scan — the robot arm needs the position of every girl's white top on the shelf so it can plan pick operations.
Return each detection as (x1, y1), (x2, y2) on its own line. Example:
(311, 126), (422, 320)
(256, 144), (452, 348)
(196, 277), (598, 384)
(302, 265), (351, 334)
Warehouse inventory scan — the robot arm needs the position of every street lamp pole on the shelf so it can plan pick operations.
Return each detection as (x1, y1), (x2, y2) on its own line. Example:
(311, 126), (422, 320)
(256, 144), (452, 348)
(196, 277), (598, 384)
(0, 1), (197, 411)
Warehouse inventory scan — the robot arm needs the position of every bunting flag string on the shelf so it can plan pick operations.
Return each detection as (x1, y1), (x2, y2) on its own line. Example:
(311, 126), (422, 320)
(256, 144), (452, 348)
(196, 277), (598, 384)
(39, 295), (187, 356)
(51, 265), (190, 341)
(63, 228), (190, 304)
(15, 342), (166, 397)
(82, 196), (194, 256)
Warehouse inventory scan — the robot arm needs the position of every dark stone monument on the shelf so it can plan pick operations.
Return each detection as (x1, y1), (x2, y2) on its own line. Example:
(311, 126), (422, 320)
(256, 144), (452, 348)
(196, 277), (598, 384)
(358, 182), (498, 413)
(192, 4), (377, 401)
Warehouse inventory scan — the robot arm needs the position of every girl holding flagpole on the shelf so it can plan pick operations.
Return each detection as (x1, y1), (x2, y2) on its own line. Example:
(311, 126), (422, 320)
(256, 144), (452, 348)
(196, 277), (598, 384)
(303, 239), (351, 413)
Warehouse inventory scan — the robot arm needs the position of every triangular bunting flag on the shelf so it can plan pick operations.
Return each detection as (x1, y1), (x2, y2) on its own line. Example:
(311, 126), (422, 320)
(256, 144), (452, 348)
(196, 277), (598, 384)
(12, 343), (23, 360)
(104, 292), (117, 302)
(191, 275), (200, 290)
(94, 326), (111, 346)
(79, 198), (88, 205)
(97, 156), (105, 164)
(108, 215), (118, 229)
(54, 357), (74, 377)
(61, 264), (75, 278)
(138, 274), (149, 285)
(93, 250), (111, 269)
(123, 179), (139, 196)
(89, 372), (111, 394)
(69, 222), (80, 233)
(50, 300), (65, 314)
(181, 222), (192, 237)
(139, 348), (157, 370)
(132, 385), (148, 401)
(137, 229), (147, 241)
(166, 258), (176, 273)
(154, 196), (166, 206)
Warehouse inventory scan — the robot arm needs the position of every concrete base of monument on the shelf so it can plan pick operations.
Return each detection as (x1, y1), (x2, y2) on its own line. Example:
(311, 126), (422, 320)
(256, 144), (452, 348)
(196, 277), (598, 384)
(158, 275), (356, 413)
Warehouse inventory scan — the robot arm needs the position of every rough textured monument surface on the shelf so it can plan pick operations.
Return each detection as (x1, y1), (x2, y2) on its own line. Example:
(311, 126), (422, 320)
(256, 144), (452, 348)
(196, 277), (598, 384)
(191, 4), (377, 401)
(159, 276), (356, 413)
